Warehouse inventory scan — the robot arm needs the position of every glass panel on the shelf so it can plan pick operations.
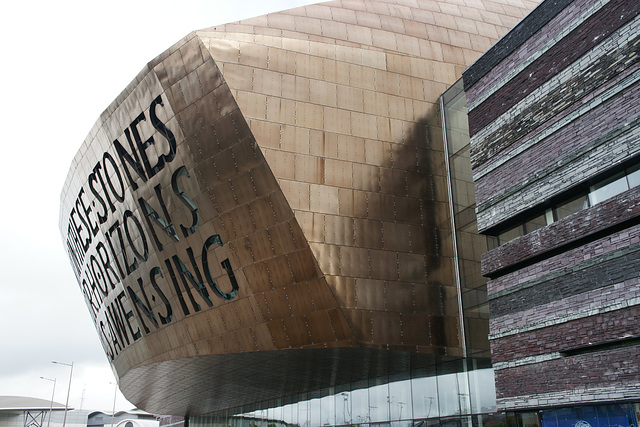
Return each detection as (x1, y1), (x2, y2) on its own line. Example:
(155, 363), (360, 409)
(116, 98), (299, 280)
(411, 374), (440, 420)
(443, 80), (471, 156)
(283, 402), (296, 426)
(480, 413), (508, 427)
(437, 367), (463, 417)
(297, 399), (309, 427)
(487, 235), (499, 250)
(545, 407), (574, 427)
(267, 405), (281, 425)
(627, 164), (640, 188)
(368, 381), (390, 422)
(506, 411), (518, 427)
(516, 412), (541, 427)
(442, 79), (493, 358)
(467, 367), (496, 414)
(545, 208), (555, 226)
(598, 403), (637, 427)
(589, 172), (628, 205)
(389, 379), (413, 421)
(498, 224), (524, 245)
(463, 300), (490, 357)
(456, 370), (472, 416)
(555, 194), (588, 220)
(441, 417), (464, 427)
(336, 392), (351, 426)
(309, 397), (321, 427)
(351, 387), (370, 424)
(524, 212), (548, 234)
(459, 257), (484, 292)
(451, 149), (476, 212)
(320, 394), (335, 426)
(575, 405), (600, 427)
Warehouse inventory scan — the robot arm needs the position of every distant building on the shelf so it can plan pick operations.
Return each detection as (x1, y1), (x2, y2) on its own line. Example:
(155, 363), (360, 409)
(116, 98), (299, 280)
(0, 397), (157, 427)
(0, 396), (70, 427)
(88, 410), (158, 427)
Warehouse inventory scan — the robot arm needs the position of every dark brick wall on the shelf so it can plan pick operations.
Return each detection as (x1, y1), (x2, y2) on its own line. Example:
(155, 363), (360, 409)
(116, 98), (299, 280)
(464, 0), (640, 410)
(468, 0), (640, 137)
(482, 185), (640, 277)
(159, 416), (187, 427)
(465, 0), (599, 104)
(473, 64), (640, 200)
(487, 223), (640, 297)
(475, 109), (640, 221)
(489, 249), (640, 317)
(490, 306), (640, 363)
(474, 77), (640, 212)
(494, 345), (640, 399)
(462, 0), (573, 91)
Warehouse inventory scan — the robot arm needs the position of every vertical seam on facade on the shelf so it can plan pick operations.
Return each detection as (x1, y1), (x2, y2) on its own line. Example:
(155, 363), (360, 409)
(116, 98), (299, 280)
(440, 93), (467, 357)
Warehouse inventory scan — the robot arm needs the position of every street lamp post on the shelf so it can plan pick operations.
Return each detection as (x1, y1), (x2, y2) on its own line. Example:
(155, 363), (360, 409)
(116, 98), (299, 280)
(40, 377), (56, 427)
(52, 361), (73, 427)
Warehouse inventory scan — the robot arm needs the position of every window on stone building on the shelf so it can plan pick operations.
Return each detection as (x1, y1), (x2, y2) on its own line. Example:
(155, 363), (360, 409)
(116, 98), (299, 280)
(589, 171), (628, 205)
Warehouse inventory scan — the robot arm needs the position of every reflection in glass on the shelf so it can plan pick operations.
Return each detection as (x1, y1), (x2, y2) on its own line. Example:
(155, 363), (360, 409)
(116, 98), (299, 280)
(498, 224), (524, 245)
(336, 392), (350, 425)
(524, 212), (548, 234)
(351, 386), (370, 424)
(441, 79), (492, 357)
(368, 382), (390, 423)
(486, 235), (499, 250)
(309, 397), (321, 427)
(389, 379), (413, 421)
(467, 366), (497, 414)
(437, 371), (462, 417)
(320, 394), (335, 426)
(232, 363), (498, 426)
(540, 403), (640, 427)
(555, 194), (588, 220)
(627, 164), (640, 188)
(411, 374), (440, 420)
(283, 402), (295, 426)
(589, 172), (628, 205)
(297, 398), (309, 426)
(517, 411), (541, 427)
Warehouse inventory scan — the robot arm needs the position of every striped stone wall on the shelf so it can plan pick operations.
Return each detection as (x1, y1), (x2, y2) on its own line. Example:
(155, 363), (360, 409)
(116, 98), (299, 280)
(463, 0), (640, 410)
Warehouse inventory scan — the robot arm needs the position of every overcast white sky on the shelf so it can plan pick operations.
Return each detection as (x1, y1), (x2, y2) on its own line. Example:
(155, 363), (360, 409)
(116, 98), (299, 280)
(0, 0), (316, 413)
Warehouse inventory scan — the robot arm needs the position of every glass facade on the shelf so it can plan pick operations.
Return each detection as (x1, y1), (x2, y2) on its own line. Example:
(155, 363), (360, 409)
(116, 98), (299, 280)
(190, 361), (497, 427)
(189, 400), (640, 427)
(441, 79), (491, 357)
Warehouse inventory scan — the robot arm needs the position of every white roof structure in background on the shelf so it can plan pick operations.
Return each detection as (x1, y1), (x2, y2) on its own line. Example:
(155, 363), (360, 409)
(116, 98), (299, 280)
(0, 397), (68, 413)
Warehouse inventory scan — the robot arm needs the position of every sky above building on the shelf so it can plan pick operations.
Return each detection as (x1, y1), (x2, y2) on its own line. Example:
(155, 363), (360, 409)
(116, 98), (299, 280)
(0, 0), (317, 413)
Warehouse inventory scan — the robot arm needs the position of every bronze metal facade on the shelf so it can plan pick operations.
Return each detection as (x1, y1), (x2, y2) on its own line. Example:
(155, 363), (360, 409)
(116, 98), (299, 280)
(59, 0), (536, 415)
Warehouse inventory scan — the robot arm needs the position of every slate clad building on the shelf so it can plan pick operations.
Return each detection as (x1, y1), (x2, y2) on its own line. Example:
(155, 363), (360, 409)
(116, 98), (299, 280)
(59, 0), (639, 425)
(462, 0), (640, 421)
